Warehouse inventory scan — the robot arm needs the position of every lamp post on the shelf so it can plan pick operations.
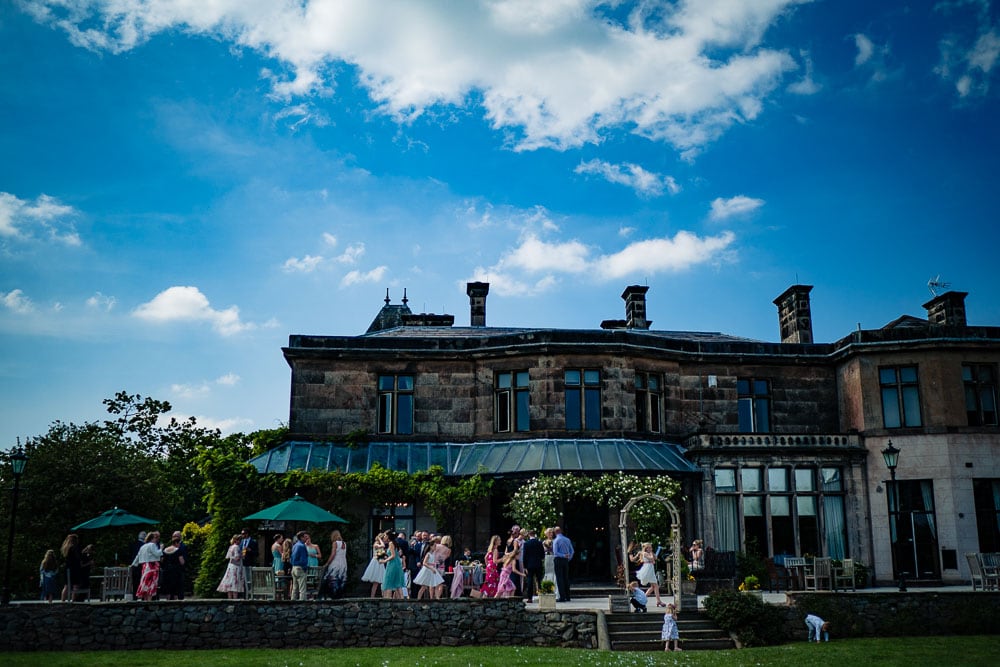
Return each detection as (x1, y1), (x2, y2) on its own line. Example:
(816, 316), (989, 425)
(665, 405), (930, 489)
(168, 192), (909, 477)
(880, 440), (905, 592)
(2, 440), (28, 606)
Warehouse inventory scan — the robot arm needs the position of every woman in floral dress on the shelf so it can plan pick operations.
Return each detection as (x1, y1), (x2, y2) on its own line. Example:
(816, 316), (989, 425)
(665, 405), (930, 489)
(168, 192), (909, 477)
(216, 534), (245, 599)
(478, 535), (502, 598)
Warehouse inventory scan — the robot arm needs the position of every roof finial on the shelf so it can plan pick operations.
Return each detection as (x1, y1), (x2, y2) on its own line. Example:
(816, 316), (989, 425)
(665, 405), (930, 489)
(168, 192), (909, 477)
(384, 288), (390, 305)
(402, 288), (408, 306)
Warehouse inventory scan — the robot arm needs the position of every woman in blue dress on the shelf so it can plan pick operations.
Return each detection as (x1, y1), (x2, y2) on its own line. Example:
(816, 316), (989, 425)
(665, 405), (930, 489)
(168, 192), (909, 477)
(379, 530), (406, 599)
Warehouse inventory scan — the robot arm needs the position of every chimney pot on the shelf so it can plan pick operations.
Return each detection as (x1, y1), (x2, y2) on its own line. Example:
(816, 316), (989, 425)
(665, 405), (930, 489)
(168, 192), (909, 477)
(467, 282), (489, 327)
(922, 291), (968, 327)
(621, 285), (651, 330)
(773, 284), (814, 344)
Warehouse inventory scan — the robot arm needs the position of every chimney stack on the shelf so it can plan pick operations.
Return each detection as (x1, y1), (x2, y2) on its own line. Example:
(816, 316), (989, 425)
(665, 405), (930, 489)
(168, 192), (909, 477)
(923, 290), (968, 327)
(467, 282), (489, 327)
(622, 285), (651, 330)
(773, 285), (814, 344)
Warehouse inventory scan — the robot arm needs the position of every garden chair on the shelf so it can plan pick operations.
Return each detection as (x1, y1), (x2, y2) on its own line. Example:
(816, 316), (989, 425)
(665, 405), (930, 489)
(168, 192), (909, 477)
(306, 565), (325, 599)
(979, 553), (1000, 591)
(783, 557), (806, 590)
(250, 567), (276, 600)
(966, 553), (985, 591)
(100, 567), (131, 601)
(765, 558), (792, 592)
(804, 557), (831, 591)
(832, 558), (856, 591)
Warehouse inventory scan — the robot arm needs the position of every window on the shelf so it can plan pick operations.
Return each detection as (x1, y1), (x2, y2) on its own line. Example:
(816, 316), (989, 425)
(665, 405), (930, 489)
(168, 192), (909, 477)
(377, 374), (413, 434)
(496, 371), (530, 432)
(714, 464), (846, 559)
(737, 379), (771, 432)
(964, 364), (998, 426)
(880, 366), (921, 428)
(565, 369), (601, 430)
(635, 371), (662, 433)
(973, 479), (1000, 552)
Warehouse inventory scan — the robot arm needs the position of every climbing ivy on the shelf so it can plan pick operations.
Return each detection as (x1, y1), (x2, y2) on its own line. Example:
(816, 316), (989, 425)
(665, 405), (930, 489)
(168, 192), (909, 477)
(192, 450), (492, 597)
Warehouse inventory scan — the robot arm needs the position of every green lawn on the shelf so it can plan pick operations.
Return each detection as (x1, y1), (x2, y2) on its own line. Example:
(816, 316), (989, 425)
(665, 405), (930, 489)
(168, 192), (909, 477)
(4, 637), (1000, 666)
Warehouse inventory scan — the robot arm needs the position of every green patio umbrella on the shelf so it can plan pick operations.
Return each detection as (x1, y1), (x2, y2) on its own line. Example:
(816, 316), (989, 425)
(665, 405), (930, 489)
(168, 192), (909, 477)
(72, 507), (159, 530)
(243, 494), (348, 523)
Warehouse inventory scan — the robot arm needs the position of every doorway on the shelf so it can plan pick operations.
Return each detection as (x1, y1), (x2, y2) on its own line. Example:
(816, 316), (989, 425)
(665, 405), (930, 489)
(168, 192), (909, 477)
(890, 480), (940, 580)
(563, 498), (612, 581)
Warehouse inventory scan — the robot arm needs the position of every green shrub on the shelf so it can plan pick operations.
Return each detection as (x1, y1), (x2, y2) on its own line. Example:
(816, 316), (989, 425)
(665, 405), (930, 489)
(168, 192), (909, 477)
(703, 589), (787, 647)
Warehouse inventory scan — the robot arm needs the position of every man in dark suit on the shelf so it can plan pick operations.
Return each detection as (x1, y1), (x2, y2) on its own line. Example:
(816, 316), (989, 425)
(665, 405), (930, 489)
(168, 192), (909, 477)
(520, 529), (545, 602)
(239, 528), (259, 599)
(408, 530), (427, 597)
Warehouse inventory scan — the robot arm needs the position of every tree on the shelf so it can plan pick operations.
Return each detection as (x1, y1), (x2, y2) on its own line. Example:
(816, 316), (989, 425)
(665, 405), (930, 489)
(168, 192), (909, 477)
(0, 392), (226, 600)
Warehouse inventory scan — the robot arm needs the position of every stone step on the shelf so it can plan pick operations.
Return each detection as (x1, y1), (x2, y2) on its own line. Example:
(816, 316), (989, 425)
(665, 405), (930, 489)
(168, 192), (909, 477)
(612, 637), (736, 652)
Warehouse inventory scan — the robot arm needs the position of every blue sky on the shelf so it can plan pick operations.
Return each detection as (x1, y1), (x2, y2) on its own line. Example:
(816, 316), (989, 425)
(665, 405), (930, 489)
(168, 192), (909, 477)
(2, 0), (999, 448)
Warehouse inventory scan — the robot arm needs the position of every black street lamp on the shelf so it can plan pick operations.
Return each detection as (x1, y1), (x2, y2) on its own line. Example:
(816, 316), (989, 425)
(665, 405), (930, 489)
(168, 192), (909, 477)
(2, 440), (28, 606)
(880, 440), (906, 592)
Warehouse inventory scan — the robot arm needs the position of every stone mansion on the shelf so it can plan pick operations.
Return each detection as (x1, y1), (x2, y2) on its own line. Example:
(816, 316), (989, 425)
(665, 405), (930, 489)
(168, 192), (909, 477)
(250, 282), (1000, 586)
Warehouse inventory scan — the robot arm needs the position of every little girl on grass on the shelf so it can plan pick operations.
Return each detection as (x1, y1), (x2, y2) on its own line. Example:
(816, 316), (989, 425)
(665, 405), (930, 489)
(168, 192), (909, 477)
(661, 602), (680, 651)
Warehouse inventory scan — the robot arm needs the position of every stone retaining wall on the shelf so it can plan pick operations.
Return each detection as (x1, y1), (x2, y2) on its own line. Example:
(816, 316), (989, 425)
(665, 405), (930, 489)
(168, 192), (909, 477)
(783, 592), (1000, 639)
(0, 599), (597, 652)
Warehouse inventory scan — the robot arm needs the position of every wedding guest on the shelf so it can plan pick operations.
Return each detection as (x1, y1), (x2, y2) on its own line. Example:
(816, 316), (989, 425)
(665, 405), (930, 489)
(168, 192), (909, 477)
(290, 531), (311, 601)
(271, 534), (285, 575)
(217, 534), (245, 599)
(322, 529), (348, 598)
(132, 531), (163, 601)
(60, 533), (84, 602)
(521, 529), (545, 603)
(479, 535), (502, 598)
(39, 549), (59, 602)
(160, 532), (187, 600)
(361, 534), (387, 598)
(552, 526), (574, 602)
(379, 530), (407, 599)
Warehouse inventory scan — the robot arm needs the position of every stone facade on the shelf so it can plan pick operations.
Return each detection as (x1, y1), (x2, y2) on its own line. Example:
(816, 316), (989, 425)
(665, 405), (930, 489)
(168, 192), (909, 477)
(275, 284), (1000, 587)
(0, 600), (597, 652)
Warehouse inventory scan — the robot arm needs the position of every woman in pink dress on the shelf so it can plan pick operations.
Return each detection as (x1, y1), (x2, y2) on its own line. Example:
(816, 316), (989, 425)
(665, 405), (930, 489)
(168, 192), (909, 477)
(478, 535), (502, 598)
(496, 543), (526, 598)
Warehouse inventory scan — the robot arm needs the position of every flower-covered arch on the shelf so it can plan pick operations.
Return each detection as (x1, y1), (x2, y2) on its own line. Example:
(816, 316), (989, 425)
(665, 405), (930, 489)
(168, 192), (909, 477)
(618, 493), (684, 610)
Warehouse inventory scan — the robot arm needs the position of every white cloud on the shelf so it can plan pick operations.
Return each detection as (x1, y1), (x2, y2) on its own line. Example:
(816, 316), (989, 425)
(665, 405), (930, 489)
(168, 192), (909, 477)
(191, 415), (256, 435)
(574, 159), (680, 197)
(171, 373), (241, 399)
(2, 289), (36, 314)
(282, 254), (325, 273)
(341, 266), (389, 287)
(854, 33), (874, 66)
(0, 191), (81, 245)
(788, 50), (821, 95)
(334, 242), (366, 264)
(709, 195), (765, 221)
(85, 292), (117, 312)
(469, 228), (736, 296)
(215, 373), (241, 386)
(322, 232), (338, 247)
(132, 286), (254, 336)
(24, 0), (807, 156)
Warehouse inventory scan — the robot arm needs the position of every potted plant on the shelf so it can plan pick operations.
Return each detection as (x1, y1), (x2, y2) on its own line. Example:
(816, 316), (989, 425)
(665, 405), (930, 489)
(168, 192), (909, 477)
(537, 579), (557, 610)
(739, 575), (762, 600)
(680, 558), (697, 595)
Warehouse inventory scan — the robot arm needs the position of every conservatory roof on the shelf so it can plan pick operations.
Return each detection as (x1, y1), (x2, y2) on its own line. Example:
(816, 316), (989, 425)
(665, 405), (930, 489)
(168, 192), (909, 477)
(248, 438), (700, 477)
